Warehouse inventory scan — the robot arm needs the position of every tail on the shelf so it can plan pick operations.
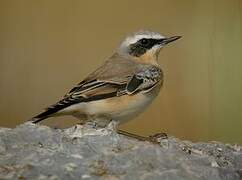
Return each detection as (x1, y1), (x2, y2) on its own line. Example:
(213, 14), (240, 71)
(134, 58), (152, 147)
(29, 109), (55, 123)
(29, 98), (75, 124)
(29, 104), (64, 123)
(29, 93), (81, 124)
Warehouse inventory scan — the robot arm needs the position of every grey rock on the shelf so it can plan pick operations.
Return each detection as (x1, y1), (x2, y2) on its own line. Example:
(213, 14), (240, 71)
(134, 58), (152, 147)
(0, 122), (241, 180)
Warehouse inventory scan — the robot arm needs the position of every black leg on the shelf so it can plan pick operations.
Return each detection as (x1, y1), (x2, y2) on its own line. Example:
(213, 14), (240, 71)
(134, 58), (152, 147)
(117, 130), (148, 141)
(117, 129), (168, 143)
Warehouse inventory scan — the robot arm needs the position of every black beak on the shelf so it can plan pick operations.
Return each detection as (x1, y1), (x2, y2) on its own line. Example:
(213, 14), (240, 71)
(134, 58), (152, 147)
(158, 36), (182, 45)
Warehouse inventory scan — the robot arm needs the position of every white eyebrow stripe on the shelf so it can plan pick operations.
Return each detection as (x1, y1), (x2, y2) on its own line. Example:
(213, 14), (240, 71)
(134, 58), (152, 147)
(124, 34), (164, 45)
(119, 31), (165, 51)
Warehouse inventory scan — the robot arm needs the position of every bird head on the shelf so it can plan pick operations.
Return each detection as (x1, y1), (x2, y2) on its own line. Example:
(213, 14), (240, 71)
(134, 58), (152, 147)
(117, 30), (181, 65)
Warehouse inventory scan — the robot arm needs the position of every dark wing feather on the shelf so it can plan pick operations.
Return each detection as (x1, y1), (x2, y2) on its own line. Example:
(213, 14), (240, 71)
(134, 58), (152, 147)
(126, 65), (163, 94)
(31, 81), (127, 123)
(126, 76), (144, 93)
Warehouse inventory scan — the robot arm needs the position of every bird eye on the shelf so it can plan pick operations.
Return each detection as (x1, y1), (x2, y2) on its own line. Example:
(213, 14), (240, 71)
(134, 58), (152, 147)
(140, 38), (149, 45)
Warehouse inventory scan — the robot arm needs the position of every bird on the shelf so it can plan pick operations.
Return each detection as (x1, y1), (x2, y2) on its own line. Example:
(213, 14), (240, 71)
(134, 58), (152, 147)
(29, 30), (181, 131)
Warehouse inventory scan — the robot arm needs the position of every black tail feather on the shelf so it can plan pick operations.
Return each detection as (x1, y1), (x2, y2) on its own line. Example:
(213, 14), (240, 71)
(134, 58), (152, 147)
(29, 106), (61, 123)
(28, 97), (76, 123)
(29, 89), (120, 124)
(30, 116), (48, 124)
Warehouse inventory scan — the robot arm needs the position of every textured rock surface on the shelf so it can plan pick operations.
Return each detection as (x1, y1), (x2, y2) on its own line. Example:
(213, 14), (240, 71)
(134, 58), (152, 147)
(0, 123), (241, 180)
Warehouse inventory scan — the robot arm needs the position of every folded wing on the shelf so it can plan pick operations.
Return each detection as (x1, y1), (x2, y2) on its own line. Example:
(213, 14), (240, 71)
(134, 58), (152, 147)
(30, 55), (162, 123)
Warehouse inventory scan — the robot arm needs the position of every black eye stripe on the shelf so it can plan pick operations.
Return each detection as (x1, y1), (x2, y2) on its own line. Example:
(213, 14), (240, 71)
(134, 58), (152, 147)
(129, 38), (162, 57)
(138, 38), (162, 48)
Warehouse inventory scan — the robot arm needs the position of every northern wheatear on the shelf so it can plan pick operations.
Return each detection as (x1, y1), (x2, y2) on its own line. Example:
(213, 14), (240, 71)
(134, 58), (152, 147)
(30, 30), (181, 130)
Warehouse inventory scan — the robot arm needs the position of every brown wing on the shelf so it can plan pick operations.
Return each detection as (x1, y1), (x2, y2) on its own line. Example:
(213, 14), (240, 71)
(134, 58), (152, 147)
(66, 53), (138, 95)
(30, 54), (138, 123)
(30, 54), (162, 123)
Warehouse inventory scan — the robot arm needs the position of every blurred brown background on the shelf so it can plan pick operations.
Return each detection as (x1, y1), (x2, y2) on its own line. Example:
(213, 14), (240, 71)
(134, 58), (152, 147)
(0, 0), (242, 144)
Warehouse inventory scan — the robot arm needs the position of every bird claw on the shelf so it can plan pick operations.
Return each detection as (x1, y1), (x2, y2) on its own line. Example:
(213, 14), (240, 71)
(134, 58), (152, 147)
(147, 132), (168, 144)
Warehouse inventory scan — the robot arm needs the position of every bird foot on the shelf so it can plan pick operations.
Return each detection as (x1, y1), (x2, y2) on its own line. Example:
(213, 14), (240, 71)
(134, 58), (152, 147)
(147, 132), (168, 143)
(117, 130), (168, 144)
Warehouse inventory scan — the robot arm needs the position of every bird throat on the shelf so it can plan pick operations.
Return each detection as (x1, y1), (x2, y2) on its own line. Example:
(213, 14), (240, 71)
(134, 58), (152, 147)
(133, 51), (159, 66)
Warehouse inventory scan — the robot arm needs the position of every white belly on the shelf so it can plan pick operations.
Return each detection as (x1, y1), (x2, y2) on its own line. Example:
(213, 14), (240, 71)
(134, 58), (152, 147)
(61, 84), (161, 124)
(87, 93), (154, 122)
